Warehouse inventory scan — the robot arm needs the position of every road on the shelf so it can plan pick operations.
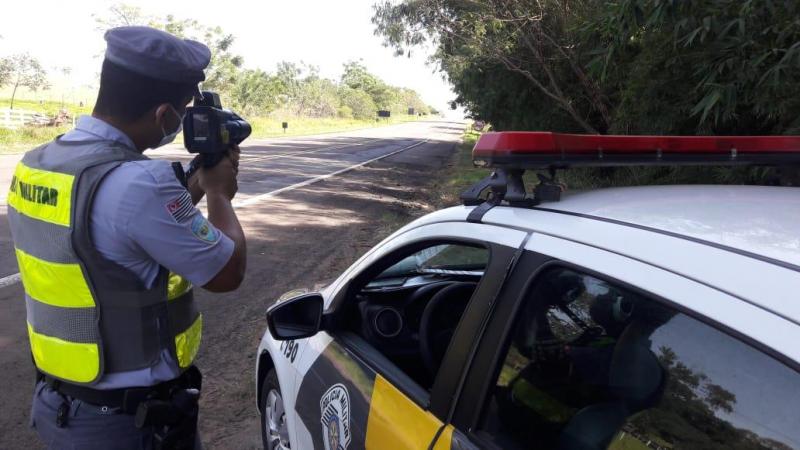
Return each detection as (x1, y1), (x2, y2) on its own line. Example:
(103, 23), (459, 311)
(0, 119), (465, 449)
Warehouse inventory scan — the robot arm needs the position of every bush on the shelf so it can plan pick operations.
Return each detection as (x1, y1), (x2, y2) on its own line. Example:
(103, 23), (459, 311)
(338, 86), (378, 120)
(0, 126), (69, 152)
(337, 105), (353, 119)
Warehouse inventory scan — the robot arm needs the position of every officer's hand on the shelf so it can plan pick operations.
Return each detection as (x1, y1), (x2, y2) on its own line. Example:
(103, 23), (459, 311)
(229, 145), (241, 174)
(199, 151), (238, 201)
(187, 156), (204, 204)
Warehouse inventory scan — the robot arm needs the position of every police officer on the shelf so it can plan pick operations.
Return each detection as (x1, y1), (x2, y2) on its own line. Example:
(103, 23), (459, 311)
(7, 26), (246, 449)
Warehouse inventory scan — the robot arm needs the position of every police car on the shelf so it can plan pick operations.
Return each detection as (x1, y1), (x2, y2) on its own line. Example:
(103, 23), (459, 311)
(255, 132), (800, 450)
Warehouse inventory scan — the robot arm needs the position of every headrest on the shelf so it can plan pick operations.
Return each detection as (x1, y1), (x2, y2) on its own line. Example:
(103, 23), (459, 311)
(608, 320), (665, 411)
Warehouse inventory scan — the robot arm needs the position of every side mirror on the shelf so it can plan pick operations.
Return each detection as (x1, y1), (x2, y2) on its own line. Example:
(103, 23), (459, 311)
(267, 293), (324, 340)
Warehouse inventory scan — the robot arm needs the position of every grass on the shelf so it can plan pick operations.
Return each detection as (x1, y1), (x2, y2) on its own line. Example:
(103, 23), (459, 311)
(248, 114), (422, 139)
(0, 98), (93, 117)
(0, 126), (72, 154)
(436, 127), (489, 206)
(0, 95), (427, 154)
(377, 211), (411, 240)
(0, 98), (90, 154)
(607, 433), (653, 450)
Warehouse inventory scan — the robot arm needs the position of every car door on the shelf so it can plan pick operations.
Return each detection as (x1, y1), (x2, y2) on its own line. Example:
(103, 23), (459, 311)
(447, 233), (800, 449)
(290, 222), (528, 450)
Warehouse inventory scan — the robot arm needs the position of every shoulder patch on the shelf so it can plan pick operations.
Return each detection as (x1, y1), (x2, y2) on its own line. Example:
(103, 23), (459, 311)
(166, 191), (194, 223)
(190, 215), (220, 243)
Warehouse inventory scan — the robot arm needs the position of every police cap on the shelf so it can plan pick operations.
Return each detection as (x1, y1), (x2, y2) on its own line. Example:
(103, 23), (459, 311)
(104, 26), (211, 86)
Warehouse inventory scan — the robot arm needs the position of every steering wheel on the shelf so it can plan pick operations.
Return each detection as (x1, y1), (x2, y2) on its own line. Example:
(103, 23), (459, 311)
(419, 282), (478, 378)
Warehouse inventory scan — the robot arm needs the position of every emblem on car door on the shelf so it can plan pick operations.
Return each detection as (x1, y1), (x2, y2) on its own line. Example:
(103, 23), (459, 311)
(320, 383), (352, 450)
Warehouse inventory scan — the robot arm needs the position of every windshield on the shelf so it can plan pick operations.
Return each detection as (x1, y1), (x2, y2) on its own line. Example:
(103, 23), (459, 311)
(377, 244), (488, 279)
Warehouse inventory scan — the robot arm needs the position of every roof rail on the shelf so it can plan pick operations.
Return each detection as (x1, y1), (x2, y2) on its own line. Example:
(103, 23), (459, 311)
(461, 169), (562, 223)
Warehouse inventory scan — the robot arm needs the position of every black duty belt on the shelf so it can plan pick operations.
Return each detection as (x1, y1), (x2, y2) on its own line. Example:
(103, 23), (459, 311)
(39, 366), (202, 415)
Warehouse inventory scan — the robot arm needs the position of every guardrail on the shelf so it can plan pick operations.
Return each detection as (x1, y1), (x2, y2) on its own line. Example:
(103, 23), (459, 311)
(0, 108), (52, 130)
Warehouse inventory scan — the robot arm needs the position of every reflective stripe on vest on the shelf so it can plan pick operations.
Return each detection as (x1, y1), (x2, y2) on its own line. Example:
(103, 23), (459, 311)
(8, 139), (202, 385)
(8, 162), (73, 226)
(168, 273), (202, 369)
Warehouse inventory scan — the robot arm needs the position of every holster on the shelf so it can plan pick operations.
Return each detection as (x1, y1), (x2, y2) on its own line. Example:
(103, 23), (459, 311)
(134, 366), (203, 450)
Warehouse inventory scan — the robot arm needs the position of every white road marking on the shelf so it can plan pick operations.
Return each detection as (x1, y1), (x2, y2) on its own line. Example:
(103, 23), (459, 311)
(0, 139), (428, 288)
(242, 142), (366, 163)
(233, 139), (427, 208)
(0, 273), (21, 289)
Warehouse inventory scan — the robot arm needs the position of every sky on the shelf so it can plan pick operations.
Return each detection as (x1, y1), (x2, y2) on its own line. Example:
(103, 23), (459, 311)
(0, 0), (461, 116)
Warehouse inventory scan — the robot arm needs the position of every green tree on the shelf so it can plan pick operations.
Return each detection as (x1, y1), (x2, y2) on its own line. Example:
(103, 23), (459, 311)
(89, 3), (434, 124)
(230, 69), (282, 116)
(160, 16), (244, 95)
(373, 0), (606, 133)
(338, 86), (377, 120)
(1, 54), (49, 109)
(342, 60), (394, 112)
(373, 0), (800, 186)
(397, 87), (430, 115)
(271, 61), (304, 115)
(370, 83), (398, 111)
(91, 3), (147, 28)
(341, 60), (381, 92)
(93, 4), (245, 101)
(294, 76), (340, 118)
(373, 0), (800, 136)
(582, 0), (800, 135)
(0, 57), (11, 87)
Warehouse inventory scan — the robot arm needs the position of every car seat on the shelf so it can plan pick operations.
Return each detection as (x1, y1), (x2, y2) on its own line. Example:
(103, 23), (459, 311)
(558, 319), (666, 450)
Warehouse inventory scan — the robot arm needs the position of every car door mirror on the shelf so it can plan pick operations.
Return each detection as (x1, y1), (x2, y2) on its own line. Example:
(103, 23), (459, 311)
(267, 293), (324, 340)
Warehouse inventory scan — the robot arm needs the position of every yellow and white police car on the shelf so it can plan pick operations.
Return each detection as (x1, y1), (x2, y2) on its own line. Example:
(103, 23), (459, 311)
(256, 132), (800, 450)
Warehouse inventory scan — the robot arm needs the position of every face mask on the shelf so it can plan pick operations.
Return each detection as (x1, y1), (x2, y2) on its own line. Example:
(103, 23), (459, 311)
(155, 105), (184, 148)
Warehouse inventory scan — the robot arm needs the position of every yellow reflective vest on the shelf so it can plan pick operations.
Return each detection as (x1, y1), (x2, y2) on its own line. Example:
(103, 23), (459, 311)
(8, 138), (201, 385)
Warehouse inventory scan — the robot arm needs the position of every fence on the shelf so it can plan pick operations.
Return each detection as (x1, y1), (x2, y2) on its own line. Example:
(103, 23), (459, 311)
(0, 108), (52, 130)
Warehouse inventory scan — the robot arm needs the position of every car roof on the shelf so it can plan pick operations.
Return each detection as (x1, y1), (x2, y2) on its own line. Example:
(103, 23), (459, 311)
(536, 185), (800, 269)
(417, 185), (799, 269)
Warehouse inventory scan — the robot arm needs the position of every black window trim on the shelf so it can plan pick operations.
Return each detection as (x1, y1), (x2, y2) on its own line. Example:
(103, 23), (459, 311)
(432, 234), (532, 424)
(453, 251), (800, 449)
(328, 236), (518, 419)
(450, 249), (554, 445)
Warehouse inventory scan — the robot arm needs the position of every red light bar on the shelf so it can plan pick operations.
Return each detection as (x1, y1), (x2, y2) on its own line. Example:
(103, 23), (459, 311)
(473, 132), (800, 169)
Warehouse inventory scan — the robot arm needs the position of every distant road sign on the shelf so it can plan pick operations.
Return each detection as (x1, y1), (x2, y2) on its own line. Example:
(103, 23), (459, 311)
(377, 110), (391, 118)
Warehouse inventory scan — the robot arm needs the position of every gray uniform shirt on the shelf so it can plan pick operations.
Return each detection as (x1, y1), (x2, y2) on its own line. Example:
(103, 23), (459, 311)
(60, 116), (234, 389)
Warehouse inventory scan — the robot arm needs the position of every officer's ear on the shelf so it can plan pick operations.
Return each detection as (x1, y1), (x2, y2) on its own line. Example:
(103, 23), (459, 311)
(154, 103), (174, 128)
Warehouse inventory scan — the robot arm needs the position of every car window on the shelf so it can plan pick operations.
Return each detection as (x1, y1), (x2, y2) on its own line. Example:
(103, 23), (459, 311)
(479, 266), (800, 450)
(349, 243), (489, 391)
(375, 244), (488, 281)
